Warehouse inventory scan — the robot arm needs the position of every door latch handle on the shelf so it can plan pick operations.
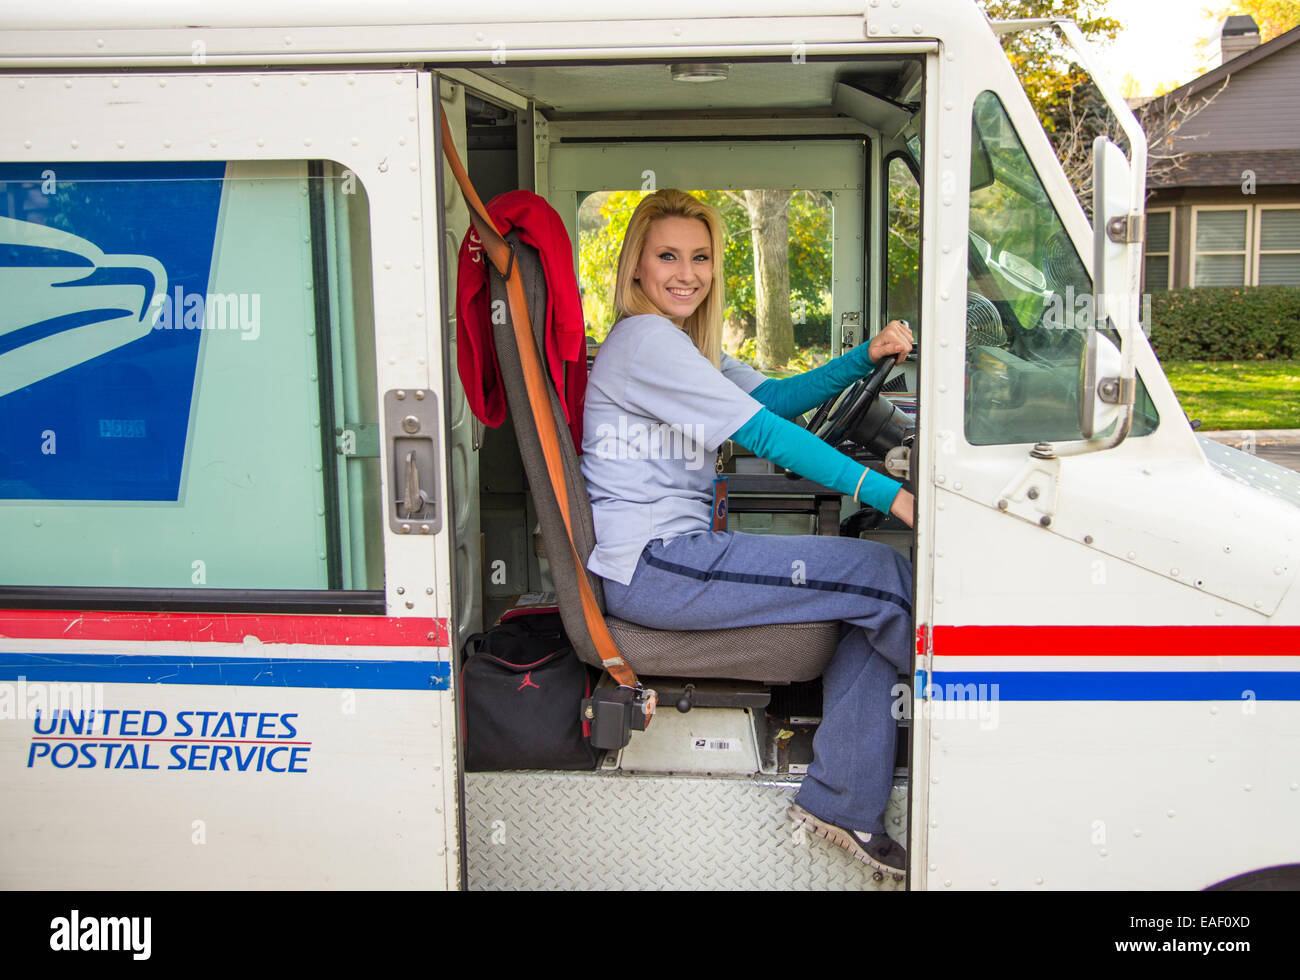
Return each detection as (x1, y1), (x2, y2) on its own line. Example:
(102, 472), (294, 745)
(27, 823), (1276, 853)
(385, 389), (441, 535)
(400, 450), (431, 518)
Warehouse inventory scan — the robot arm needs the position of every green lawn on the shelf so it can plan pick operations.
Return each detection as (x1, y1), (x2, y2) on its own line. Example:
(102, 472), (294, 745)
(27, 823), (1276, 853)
(1160, 360), (1300, 431)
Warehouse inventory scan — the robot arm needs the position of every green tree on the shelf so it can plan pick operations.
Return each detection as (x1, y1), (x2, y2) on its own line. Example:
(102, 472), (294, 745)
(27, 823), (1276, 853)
(885, 160), (921, 327)
(786, 190), (834, 348)
(578, 188), (832, 372)
(976, 2), (1122, 201)
(742, 190), (795, 366)
(977, 1), (1121, 111)
(714, 188), (833, 368)
(577, 189), (642, 341)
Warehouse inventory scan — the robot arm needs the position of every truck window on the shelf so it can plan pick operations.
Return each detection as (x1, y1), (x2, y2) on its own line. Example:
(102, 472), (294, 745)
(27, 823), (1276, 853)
(963, 92), (1159, 446)
(579, 189), (834, 375)
(0, 161), (383, 591)
(886, 155), (921, 334)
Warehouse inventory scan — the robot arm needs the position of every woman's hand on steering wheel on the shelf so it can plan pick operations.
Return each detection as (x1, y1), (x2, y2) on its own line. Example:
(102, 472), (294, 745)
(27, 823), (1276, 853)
(801, 320), (914, 437)
(868, 319), (914, 366)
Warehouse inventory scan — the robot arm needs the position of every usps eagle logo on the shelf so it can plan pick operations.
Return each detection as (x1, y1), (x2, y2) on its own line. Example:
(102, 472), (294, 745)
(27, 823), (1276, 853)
(0, 216), (167, 399)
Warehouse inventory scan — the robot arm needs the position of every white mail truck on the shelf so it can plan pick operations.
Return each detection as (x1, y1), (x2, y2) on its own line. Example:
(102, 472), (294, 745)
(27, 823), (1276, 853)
(0, 0), (1297, 890)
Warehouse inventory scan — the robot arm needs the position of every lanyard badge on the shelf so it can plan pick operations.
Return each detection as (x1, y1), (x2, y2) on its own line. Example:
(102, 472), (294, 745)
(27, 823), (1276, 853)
(711, 476), (729, 532)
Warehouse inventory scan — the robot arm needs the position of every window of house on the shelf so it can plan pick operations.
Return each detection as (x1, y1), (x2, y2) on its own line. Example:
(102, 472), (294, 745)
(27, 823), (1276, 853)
(1144, 209), (1173, 291)
(1193, 207), (1250, 286)
(1256, 206), (1300, 286)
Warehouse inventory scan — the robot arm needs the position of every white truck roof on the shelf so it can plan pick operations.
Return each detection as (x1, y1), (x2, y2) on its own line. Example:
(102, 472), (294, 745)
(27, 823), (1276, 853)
(1, 1), (881, 29)
(0, 0), (985, 66)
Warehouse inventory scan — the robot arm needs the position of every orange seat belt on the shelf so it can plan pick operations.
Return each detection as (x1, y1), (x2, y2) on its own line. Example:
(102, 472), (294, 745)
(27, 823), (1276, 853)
(439, 109), (654, 718)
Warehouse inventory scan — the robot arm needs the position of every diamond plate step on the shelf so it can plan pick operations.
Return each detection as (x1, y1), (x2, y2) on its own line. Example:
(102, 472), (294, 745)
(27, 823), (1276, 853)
(465, 771), (907, 890)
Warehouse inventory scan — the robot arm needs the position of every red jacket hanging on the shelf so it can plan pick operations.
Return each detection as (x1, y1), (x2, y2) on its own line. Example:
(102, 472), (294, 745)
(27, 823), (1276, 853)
(455, 189), (587, 452)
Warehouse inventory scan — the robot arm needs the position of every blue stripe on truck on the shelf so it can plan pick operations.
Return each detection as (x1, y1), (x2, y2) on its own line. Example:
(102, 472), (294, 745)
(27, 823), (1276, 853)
(0, 652), (451, 690)
(922, 670), (1300, 701)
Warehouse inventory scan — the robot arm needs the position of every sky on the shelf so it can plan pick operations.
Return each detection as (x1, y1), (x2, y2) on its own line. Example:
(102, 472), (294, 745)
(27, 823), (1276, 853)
(1093, 0), (1236, 95)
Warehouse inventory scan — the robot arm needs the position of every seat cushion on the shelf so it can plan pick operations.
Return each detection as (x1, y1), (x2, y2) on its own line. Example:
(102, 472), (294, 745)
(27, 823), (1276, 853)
(605, 617), (841, 683)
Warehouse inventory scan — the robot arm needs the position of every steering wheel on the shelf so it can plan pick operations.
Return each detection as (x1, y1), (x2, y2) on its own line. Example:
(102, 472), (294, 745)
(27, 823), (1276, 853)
(804, 353), (898, 447)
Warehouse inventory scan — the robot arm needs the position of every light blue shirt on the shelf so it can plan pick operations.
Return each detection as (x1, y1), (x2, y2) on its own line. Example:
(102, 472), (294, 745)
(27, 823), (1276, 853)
(581, 315), (765, 585)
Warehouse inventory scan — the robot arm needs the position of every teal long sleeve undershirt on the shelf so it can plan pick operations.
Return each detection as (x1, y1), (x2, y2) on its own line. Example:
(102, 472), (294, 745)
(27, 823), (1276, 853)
(730, 407), (903, 515)
(748, 342), (879, 420)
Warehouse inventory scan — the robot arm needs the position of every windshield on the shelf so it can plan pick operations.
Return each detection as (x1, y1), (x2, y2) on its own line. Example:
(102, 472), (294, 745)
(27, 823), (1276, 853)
(964, 90), (1158, 446)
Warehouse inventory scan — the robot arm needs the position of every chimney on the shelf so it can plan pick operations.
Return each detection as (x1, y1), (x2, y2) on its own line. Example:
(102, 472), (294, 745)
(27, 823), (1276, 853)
(1215, 15), (1261, 67)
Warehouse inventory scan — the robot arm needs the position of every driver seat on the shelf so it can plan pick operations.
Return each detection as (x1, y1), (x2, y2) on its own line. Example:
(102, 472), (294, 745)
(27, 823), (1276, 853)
(489, 232), (840, 683)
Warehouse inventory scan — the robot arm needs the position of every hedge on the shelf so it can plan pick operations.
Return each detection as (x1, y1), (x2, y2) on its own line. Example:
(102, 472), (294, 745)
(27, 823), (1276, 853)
(1147, 286), (1300, 361)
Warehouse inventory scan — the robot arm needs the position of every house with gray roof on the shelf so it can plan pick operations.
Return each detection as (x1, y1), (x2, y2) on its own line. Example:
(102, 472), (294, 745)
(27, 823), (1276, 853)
(1140, 16), (1300, 292)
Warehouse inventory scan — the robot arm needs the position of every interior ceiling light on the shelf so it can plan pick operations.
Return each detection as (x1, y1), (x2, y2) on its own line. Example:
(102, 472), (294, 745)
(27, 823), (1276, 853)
(670, 63), (729, 83)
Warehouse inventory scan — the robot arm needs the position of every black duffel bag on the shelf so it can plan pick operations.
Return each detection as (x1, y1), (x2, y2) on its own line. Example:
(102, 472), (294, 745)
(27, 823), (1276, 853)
(460, 611), (598, 771)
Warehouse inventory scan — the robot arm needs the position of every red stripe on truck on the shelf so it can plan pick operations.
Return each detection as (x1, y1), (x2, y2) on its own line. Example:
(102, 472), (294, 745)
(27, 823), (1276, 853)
(927, 624), (1300, 657)
(0, 609), (451, 647)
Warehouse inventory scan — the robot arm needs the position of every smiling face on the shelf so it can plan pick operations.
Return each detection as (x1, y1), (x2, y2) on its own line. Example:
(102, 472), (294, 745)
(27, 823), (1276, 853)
(633, 215), (713, 327)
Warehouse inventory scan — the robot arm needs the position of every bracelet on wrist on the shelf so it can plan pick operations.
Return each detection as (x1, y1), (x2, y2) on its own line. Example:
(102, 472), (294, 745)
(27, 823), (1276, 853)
(853, 469), (868, 503)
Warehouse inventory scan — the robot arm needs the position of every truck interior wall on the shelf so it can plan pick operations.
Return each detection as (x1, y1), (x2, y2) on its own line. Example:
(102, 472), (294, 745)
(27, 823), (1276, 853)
(440, 79), (487, 649)
(461, 93), (549, 627)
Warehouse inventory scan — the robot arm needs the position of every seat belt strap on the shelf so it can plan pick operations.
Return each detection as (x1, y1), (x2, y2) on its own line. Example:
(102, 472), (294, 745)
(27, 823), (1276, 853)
(438, 109), (650, 703)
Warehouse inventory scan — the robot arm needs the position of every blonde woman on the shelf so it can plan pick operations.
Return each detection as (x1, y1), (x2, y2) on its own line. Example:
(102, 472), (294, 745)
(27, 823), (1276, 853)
(581, 189), (915, 876)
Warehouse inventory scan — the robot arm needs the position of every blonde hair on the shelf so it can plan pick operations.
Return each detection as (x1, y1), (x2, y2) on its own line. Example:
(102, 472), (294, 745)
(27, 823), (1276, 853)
(612, 189), (725, 369)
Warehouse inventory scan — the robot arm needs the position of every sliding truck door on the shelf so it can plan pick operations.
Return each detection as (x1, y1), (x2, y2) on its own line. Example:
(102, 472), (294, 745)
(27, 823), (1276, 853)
(0, 69), (459, 888)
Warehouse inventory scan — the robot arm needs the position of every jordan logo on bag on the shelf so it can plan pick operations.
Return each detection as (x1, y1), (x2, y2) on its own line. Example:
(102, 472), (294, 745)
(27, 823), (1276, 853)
(517, 672), (540, 691)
